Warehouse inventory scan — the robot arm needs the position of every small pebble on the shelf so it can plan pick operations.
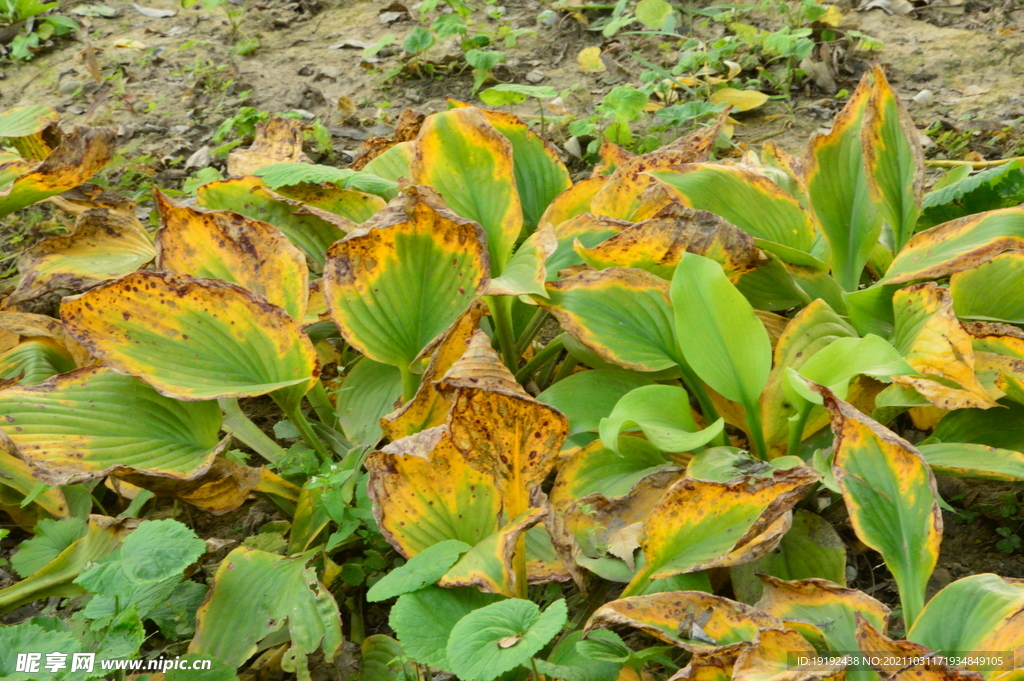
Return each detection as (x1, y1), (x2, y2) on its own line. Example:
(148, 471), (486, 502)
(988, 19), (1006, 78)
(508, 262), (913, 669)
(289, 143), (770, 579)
(912, 89), (935, 106)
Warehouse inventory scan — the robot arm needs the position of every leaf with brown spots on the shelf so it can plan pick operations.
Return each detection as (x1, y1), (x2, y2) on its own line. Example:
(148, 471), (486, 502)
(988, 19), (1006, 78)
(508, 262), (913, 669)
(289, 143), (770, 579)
(0, 367), (227, 486)
(756, 575), (889, 681)
(856, 615), (985, 681)
(118, 458), (271, 515)
(227, 116), (310, 177)
(622, 468), (819, 596)
(812, 384), (941, 627)
(155, 190), (309, 320)
(585, 592), (783, 652)
(8, 206), (154, 306)
(593, 140), (637, 177)
(733, 628), (843, 681)
(589, 112), (727, 222)
(380, 304), (485, 440)
(197, 176), (348, 269)
(538, 176), (608, 231)
(323, 186), (489, 374)
(0, 311), (92, 368)
(575, 203), (762, 280)
(271, 181), (387, 224)
(61, 272), (318, 411)
(547, 212), (630, 276)
(47, 182), (135, 216)
(350, 108), (424, 171)
(889, 283), (998, 410)
(365, 426), (502, 557)
(0, 125), (116, 219)
(0, 431), (70, 519)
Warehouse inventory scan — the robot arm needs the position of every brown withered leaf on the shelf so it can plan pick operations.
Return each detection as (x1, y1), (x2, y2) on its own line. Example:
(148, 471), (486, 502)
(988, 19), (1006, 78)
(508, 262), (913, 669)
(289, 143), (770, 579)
(855, 615), (985, 681)
(350, 108), (425, 170)
(117, 458), (265, 515)
(48, 183), (135, 216)
(8, 207), (155, 306)
(227, 116), (311, 177)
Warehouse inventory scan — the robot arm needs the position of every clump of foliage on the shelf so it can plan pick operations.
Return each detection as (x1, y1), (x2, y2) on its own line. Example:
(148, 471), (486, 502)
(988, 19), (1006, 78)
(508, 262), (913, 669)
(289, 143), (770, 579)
(4, 65), (1024, 681)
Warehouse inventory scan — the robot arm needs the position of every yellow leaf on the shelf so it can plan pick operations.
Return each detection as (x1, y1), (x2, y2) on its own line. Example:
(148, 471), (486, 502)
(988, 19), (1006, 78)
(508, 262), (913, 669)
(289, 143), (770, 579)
(818, 4), (843, 26)
(227, 116), (308, 177)
(577, 46), (606, 73)
(710, 88), (770, 112)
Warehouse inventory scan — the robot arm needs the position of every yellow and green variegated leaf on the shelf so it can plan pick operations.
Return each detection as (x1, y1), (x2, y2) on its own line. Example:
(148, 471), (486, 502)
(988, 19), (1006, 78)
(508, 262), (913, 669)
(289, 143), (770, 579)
(439, 508), (546, 596)
(593, 139), (636, 177)
(538, 176), (607, 231)
(190, 547), (343, 674)
(549, 437), (674, 515)
(366, 426), (501, 556)
(816, 387), (940, 627)
(863, 65), (924, 253)
(155, 191), (309, 320)
(761, 300), (858, 458)
(890, 283), (997, 409)
(197, 176), (347, 269)
(733, 628), (843, 681)
(757, 576), (888, 681)
(380, 305), (484, 440)
(0, 338), (76, 385)
(649, 164), (816, 254)
(61, 271), (318, 408)
(540, 268), (679, 372)
(0, 151), (38, 190)
(589, 116), (726, 222)
(0, 516), (130, 614)
(472, 108), (572, 231)
(486, 226), (557, 297)
(361, 141), (416, 182)
(0, 126), (116, 219)
(883, 207), (1024, 285)
(336, 357), (403, 447)
(411, 108), (522, 272)
(0, 367), (225, 485)
(950, 250), (1024, 324)
(857, 617), (986, 681)
(804, 75), (881, 291)
(323, 186), (489, 371)
(7, 207), (155, 306)
(272, 181), (387, 224)
(547, 212), (629, 277)
(0, 434), (69, 519)
(917, 443), (1024, 481)
(0, 105), (60, 141)
(623, 468), (819, 596)
(537, 368), (659, 436)
(585, 592), (783, 652)
(576, 203), (762, 280)
(909, 574), (1024, 657)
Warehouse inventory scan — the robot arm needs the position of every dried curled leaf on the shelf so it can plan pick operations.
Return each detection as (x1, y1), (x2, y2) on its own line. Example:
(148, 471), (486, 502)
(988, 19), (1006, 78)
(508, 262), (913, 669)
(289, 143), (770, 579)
(227, 116), (310, 177)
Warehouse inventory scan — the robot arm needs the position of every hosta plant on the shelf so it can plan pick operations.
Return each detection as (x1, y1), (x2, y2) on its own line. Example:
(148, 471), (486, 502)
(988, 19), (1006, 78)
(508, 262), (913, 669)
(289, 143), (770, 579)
(3, 64), (1024, 681)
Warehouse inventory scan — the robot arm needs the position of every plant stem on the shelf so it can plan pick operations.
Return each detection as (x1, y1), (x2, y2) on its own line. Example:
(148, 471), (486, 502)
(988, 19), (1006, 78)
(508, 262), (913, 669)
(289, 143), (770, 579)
(676, 361), (729, 448)
(926, 156), (1024, 168)
(486, 295), (520, 372)
(218, 397), (287, 463)
(744, 401), (769, 461)
(550, 354), (579, 384)
(399, 364), (421, 403)
(514, 335), (565, 383)
(787, 402), (814, 458)
(516, 308), (549, 354)
(287, 406), (332, 461)
(530, 657), (542, 681)
(307, 380), (338, 429)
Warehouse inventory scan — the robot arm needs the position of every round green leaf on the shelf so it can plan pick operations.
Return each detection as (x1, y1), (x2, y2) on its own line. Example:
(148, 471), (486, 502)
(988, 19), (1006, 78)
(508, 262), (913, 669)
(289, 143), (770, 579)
(367, 540), (472, 602)
(446, 598), (568, 681)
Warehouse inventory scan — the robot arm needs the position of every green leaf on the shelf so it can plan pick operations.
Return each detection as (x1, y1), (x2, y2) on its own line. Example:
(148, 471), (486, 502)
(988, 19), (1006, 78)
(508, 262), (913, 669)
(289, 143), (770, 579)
(465, 49), (506, 70)
(597, 86), (648, 124)
(933, 399), (1024, 450)
(670, 253), (771, 451)
(536, 630), (623, 681)
(635, 0), (672, 29)
(165, 654), (240, 681)
(785, 334), (914, 406)
(390, 586), (504, 671)
(404, 26), (435, 54)
(255, 163), (354, 189)
(360, 635), (414, 681)
(0, 368), (225, 486)
(598, 384), (724, 453)
(11, 518), (87, 578)
(0, 105), (59, 139)
(0, 622), (81, 680)
(190, 548), (343, 673)
(367, 540), (472, 602)
(480, 84), (558, 107)
(730, 509), (847, 604)
(336, 358), (403, 447)
(75, 519), (205, 597)
(918, 442), (1024, 481)
(537, 369), (657, 435)
(907, 573), (1024, 654)
(551, 436), (674, 513)
(446, 599), (568, 681)
(950, 250), (1024, 324)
